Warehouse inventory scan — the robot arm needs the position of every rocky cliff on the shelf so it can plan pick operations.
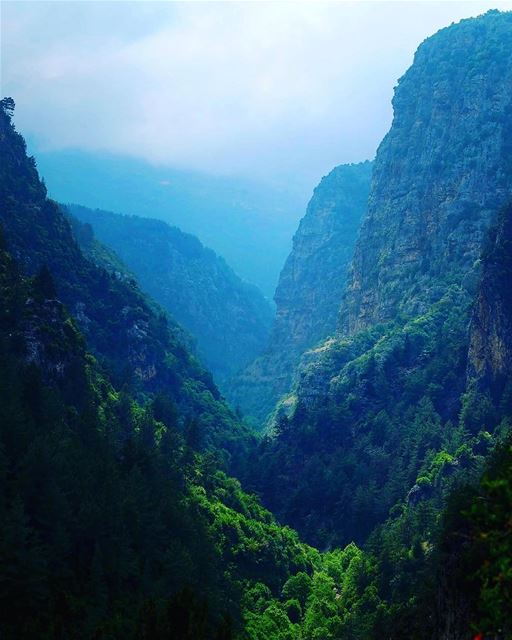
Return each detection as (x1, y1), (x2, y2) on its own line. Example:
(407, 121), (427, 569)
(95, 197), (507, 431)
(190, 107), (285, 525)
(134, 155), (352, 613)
(273, 162), (372, 358)
(341, 10), (512, 335)
(229, 162), (371, 425)
(66, 204), (273, 388)
(243, 11), (512, 548)
(467, 204), (512, 397)
(432, 213), (512, 639)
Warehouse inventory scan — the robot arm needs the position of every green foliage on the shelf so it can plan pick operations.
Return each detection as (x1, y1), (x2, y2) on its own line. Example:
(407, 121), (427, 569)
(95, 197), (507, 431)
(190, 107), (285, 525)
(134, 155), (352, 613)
(0, 97), (300, 640)
(0, 241), (319, 639)
(248, 288), (472, 548)
(0, 100), (251, 465)
(67, 204), (273, 388)
(463, 436), (512, 635)
(0, 205), (463, 640)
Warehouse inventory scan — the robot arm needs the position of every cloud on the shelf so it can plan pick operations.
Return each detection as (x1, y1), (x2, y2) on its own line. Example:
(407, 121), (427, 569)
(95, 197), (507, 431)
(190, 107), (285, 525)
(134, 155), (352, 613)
(2, 1), (512, 187)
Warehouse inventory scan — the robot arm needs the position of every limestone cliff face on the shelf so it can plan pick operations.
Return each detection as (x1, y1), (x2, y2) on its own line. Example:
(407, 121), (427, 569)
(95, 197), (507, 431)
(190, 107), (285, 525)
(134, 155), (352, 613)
(434, 207), (512, 639)
(243, 11), (512, 549)
(273, 162), (372, 357)
(341, 10), (512, 335)
(468, 204), (512, 395)
(229, 162), (371, 425)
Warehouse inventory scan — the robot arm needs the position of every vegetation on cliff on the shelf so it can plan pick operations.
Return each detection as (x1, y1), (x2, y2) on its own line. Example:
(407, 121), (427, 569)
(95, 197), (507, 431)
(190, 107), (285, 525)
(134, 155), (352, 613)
(0, 102), (248, 463)
(2, 9), (512, 640)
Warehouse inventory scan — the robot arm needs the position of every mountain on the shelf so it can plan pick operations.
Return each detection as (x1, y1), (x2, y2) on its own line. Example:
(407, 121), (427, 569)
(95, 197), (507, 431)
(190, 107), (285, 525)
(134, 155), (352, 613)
(66, 204), (273, 389)
(430, 202), (512, 639)
(0, 95), (439, 640)
(242, 10), (512, 550)
(341, 9), (512, 335)
(0, 172), (321, 639)
(3, 9), (512, 640)
(0, 99), (247, 461)
(32, 148), (307, 296)
(229, 161), (372, 425)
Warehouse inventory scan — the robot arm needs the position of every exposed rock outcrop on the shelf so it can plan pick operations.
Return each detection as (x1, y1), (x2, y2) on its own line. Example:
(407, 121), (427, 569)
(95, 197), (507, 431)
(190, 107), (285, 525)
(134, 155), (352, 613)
(468, 203), (512, 397)
(228, 162), (372, 425)
(273, 162), (372, 358)
(341, 10), (512, 335)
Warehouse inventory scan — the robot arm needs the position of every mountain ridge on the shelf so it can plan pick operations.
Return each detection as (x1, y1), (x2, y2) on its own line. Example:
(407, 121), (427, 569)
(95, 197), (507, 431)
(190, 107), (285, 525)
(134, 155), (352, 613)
(33, 148), (307, 296)
(66, 203), (273, 389)
(242, 9), (512, 550)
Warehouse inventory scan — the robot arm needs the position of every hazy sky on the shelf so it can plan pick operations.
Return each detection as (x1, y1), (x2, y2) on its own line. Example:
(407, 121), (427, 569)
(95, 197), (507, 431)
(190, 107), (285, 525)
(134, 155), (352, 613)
(2, 1), (512, 188)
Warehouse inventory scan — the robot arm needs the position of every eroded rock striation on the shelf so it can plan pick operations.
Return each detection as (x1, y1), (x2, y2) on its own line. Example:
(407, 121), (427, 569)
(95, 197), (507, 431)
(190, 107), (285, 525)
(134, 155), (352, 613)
(468, 203), (512, 396)
(341, 10), (512, 335)
(273, 162), (372, 359)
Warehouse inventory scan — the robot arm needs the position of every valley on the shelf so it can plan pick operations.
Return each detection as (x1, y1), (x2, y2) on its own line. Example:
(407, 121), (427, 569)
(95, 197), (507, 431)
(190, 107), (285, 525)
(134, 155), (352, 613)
(1, 8), (511, 640)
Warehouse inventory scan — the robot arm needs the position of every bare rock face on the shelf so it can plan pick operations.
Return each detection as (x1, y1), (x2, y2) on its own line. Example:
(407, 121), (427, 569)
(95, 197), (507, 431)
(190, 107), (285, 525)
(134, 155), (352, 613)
(273, 162), (372, 360)
(468, 204), (512, 396)
(229, 162), (372, 425)
(22, 297), (83, 381)
(341, 10), (512, 335)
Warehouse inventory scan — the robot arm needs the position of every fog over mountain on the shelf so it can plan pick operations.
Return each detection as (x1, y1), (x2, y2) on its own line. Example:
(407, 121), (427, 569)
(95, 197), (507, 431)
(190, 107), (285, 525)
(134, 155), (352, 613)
(32, 148), (305, 295)
(4, 1), (512, 186)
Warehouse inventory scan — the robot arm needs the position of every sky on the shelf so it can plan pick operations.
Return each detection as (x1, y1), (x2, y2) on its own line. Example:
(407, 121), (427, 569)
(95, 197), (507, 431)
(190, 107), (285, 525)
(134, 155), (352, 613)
(2, 1), (512, 189)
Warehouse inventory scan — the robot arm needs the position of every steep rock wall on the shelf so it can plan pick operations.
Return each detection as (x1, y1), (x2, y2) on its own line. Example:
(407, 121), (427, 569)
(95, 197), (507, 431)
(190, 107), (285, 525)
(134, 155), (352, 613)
(229, 162), (371, 425)
(341, 10), (512, 334)
(467, 203), (512, 396)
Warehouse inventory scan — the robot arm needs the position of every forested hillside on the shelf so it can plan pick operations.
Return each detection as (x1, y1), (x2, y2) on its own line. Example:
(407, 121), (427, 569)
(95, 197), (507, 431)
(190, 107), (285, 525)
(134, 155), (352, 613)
(0, 102), (247, 462)
(0, 94), (458, 640)
(0, 96), (346, 640)
(66, 204), (273, 389)
(1, 8), (512, 640)
(243, 8), (512, 549)
(0, 226), (320, 639)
